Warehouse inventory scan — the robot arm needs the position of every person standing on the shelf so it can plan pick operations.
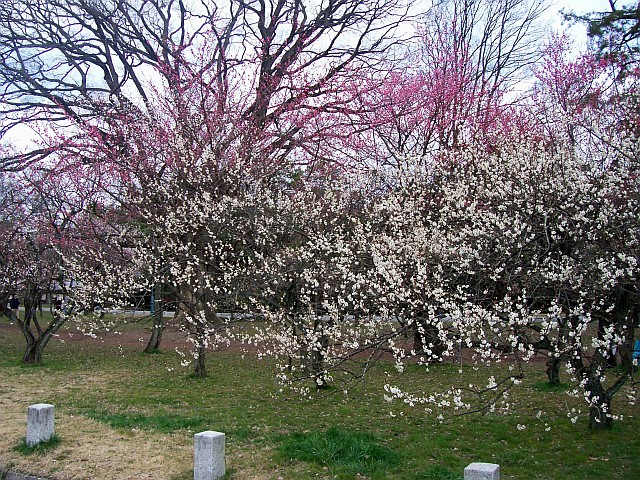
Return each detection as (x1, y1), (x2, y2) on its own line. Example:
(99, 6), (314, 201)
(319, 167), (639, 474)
(9, 297), (20, 319)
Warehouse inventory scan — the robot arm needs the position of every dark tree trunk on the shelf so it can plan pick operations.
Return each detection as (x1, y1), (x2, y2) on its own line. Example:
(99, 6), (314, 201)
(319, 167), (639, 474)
(413, 323), (423, 353)
(20, 313), (66, 366)
(586, 374), (613, 430)
(546, 356), (562, 385)
(584, 348), (614, 430)
(589, 401), (614, 430)
(144, 283), (164, 353)
(311, 338), (330, 390)
(287, 318), (299, 373)
(193, 343), (207, 378)
(413, 319), (445, 363)
(18, 314), (65, 365)
(191, 303), (216, 379)
(22, 337), (46, 365)
(10, 285), (67, 366)
(567, 312), (636, 431)
(144, 319), (164, 353)
(542, 316), (575, 386)
(310, 317), (331, 390)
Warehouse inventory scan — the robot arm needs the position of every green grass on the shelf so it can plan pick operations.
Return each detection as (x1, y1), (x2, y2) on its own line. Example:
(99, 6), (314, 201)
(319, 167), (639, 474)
(1, 322), (639, 479)
(142, 348), (165, 355)
(278, 427), (400, 477)
(13, 435), (60, 456)
(415, 465), (463, 480)
(532, 381), (570, 392)
(84, 410), (208, 433)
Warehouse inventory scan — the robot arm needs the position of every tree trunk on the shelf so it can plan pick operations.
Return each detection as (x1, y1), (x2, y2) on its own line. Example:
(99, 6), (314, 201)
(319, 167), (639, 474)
(585, 349), (614, 430)
(413, 319), (445, 363)
(191, 303), (214, 379)
(19, 313), (65, 366)
(22, 337), (45, 365)
(193, 343), (207, 378)
(176, 282), (212, 379)
(587, 371), (613, 430)
(546, 356), (562, 385)
(413, 323), (423, 353)
(287, 318), (298, 373)
(543, 316), (574, 385)
(11, 284), (66, 366)
(144, 318), (164, 353)
(589, 400), (614, 430)
(144, 283), (164, 353)
(311, 339), (330, 390)
(310, 317), (330, 390)
(609, 288), (636, 368)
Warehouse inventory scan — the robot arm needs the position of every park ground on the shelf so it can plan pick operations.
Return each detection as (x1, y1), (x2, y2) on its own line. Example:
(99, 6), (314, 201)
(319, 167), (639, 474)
(0, 319), (639, 480)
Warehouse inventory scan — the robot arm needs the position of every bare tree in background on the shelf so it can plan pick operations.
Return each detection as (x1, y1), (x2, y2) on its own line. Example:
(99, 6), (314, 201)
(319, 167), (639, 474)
(430, 0), (548, 95)
(0, 0), (413, 170)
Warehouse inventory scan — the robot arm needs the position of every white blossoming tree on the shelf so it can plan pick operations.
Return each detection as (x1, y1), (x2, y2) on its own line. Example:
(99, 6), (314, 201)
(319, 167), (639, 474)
(377, 127), (639, 429)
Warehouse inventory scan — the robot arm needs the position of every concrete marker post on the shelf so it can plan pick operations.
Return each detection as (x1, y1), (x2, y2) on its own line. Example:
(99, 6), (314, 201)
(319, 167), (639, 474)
(26, 404), (55, 447)
(194, 431), (225, 480)
(464, 462), (500, 480)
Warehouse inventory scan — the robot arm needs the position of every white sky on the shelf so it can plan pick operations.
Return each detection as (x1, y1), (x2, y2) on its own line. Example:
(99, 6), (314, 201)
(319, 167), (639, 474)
(554, 0), (612, 15)
(547, 0), (615, 45)
(0, 0), (619, 152)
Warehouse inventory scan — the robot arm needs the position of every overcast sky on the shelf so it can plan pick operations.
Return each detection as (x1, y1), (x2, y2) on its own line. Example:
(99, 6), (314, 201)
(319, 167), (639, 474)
(0, 0), (620, 151)
(556, 0), (612, 14)
(548, 0), (615, 45)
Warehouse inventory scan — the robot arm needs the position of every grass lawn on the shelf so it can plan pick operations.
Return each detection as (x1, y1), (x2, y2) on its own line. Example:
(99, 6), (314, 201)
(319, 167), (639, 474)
(0, 320), (638, 480)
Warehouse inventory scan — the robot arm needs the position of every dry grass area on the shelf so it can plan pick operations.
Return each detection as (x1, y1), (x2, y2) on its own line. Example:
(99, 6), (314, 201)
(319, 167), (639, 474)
(0, 369), (191, 479)
(0, 368), (290, 480)
(0, 324), (285, 480)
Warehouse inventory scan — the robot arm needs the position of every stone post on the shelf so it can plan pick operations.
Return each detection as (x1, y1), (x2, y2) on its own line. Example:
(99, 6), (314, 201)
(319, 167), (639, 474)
(26, 404), (55, 447)
(464, 462), (500, 480)
(194, 431), (225, 480)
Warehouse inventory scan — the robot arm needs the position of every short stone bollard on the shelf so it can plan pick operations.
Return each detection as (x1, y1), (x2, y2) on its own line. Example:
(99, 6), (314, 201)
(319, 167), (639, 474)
(194, 431), (225, 480)
(26, 404), (55, 447)
(464, 462), (500, 480)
